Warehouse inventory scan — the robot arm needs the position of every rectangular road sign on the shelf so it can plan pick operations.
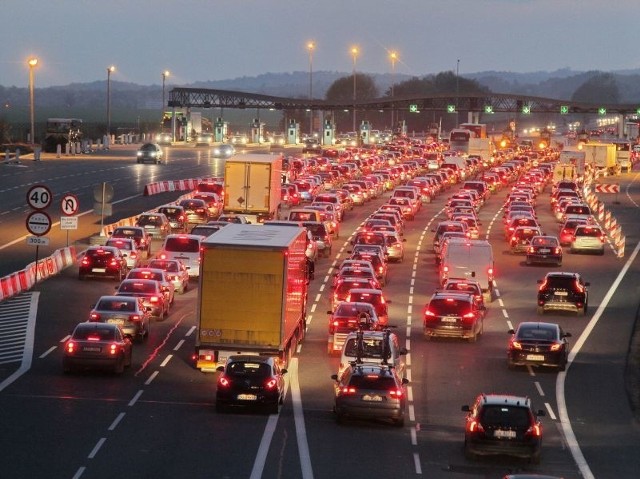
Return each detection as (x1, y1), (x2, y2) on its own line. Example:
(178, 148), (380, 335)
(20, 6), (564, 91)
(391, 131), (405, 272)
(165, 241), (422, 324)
(27, 236), (50, 246)
(594, 184), (620, 193)
(60, 216), (78, 230)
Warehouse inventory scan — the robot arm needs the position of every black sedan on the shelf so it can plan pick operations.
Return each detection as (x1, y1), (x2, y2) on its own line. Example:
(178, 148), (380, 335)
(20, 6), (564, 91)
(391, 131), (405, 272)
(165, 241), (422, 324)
(63, 322), (132, 374)
(525, 235), (563, 266)
(507, 321), (571, 371)
(215, 355), (287, 414)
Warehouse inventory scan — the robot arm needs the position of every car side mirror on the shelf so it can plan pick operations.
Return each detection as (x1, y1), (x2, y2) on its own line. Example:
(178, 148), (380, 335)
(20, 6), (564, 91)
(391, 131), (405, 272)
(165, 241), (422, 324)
(508, 329), (515, 335)
(537, 279), (543, 284)
(564, 332), (572, 338)
(402, 378), (409, 385)
(330, 374), (338, 381)
(461, 405), (471, 412)
(216, 366), (224, 372)
(327, 310), (333, 315)
(402, 239), (407, 242)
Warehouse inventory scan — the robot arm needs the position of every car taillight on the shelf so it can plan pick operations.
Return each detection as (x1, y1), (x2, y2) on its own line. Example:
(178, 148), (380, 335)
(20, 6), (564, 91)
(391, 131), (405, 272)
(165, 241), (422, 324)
(130, 251), (137, 259)
(265, 378), (278, 390)
(510, 340), (522, 350)
(528, 246), (535, 254)
(109, 258), (119, 266)
(129, 314), (140, 321)
(550, 342), (562, 352)
(179, 215), (185, 221)
(81, 257), (90, 266)
(574, 280), (584, 293)
(487, 267), (493, 276)
(389, 388), (403, 398)
(159, 253), (167, 260)
(66, 341), (75, 353)
(340, 386), (357, 395)
(442, 265), (449, 273)
(554, 247), (561, 254)
(467, 419), (484, 433)
(424, 309), (436, 317)
(463, 312), (476, 321)
(89, 313), (100, 321)
(526, 424), (542, 437)
(109, 343), (118, 355)
(599, 235), (605, 243)
(218, 375), (230, 387)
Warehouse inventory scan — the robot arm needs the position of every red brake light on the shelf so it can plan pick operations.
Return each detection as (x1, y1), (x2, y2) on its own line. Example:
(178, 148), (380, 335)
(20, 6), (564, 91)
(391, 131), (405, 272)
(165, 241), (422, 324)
(467, 419), (484, 433)
(150, 296), (160, 303)
(218, 375), (230, 387)
(87, 335), (101, 341)
(265, 378), (278, 390)
(550, 342), (562, 352)
(511, 340), (522, 350)
(340, 386), (357, 395)
(130, 314), (140, 321)
(89, 313), (100, 321)
(424, 309), (436, 317)
(109, 343), (118, 355)
(527, 424), (542, 437)
(574, 280), (584, 293)
(389, 388), (403, 398)
(81, 257), (90, 266)
(66, 341), (75, 353)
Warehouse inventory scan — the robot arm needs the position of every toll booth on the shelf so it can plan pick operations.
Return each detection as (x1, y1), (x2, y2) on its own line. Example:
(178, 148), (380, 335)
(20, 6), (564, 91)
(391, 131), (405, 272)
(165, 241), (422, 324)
(287, 120), (299, 145)
(250, 118), (264, 143)
(214, 117), (228, 142)
(396, 120), (407, 137)
(323, 119), (335, 146)
(360, 121), (371, 145)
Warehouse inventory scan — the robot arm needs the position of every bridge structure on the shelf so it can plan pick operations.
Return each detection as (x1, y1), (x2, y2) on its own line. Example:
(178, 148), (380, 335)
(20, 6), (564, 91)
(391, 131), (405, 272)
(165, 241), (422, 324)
(168, 87), (640, 115)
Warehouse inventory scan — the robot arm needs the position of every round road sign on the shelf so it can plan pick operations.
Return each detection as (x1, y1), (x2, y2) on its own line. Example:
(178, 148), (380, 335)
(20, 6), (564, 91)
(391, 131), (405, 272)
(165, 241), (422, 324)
(26, 211), (52, 236)
(27, 184), (53, 210)
(60, 193), (79, 216)
(93, 183), (114, 203)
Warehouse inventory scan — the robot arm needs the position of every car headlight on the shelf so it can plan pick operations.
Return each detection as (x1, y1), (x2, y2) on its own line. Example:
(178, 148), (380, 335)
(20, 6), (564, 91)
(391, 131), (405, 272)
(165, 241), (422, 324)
(137, 152), (143, 156)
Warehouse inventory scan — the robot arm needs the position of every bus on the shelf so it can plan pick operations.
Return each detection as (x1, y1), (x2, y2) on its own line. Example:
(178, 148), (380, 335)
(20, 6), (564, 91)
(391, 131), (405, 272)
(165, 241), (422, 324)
(43, 118), (83, 152)
(449, 128), (472, 153)
(459, 123), (487, 139)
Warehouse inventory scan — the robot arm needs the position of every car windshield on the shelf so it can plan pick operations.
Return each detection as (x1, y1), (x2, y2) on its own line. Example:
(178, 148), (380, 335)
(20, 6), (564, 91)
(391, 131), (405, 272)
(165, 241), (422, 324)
(165, 237), (200, 252)
(113, 228), (141, 239)
(129, 271), (162, 281)
(87, 249), (115, 259)
(139, 144), (157, 152)
(227, 362), (271, 378)
(429, 298), (472, 315)
(480, 405), (531, 428)
(576, 228), (602, 237)
(344, 338), (385, 358)
(106, 240), (133, 250)
(119, 282), (156, 294)
(148, 261), (179, 272)
(348, 374), (396, 391)
(517, 326), (556, 341)
(349, 292), (382, 305)
(334, 303), (374, 316)
(96, 299), (136, 311)
(160, 207), (181, 217)
(73, 326), (117, 341)
(137, 215), (162, 226)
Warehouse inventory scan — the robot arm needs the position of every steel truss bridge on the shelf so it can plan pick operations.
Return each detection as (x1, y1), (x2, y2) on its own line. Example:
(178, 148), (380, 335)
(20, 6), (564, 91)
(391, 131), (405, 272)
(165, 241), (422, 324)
(168, 87), (639, 115)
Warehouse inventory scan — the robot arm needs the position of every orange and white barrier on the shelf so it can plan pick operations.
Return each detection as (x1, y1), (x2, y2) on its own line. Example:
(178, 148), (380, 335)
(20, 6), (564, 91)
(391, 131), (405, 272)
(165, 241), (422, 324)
(143, 178), (206, 196)
(0, 246), (77, 303)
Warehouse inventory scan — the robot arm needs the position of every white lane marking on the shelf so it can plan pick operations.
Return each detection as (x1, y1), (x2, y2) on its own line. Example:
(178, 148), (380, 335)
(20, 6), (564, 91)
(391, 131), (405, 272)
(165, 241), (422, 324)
(185, 326), (196, 336)
(506, 320), (513, 330)
(173, 339), (185, 351)
(71, 467), (86, 479)
(128, 390), (143, 406)
(498, 298), (505, 307)
(108, 412), (126, 431)
(160, 355), (173, 367)
(88, 437), (106, 459)
(411, 428), (418, 446)
(413, 453), (422, 474)
(0, 292), (39, 393)
(315, 294), (322, 302)
(290, 358), (314, 479)
(249, 413), (280, 479)
(502, 309), (509, 319)
(407, 386), (414, 402)
(545, 402), (557, 420)
(527, 365), (536, 377)
(556, 239), (640, 479)
(60, 335), (71, 343)
(145, 371), (159, 385)
(310, 304), (317, 313)
(319, 284), (325, 292)
(409, 404), (415, 422)
(535, 381), (544, 397)
(39, 346), (57, 358)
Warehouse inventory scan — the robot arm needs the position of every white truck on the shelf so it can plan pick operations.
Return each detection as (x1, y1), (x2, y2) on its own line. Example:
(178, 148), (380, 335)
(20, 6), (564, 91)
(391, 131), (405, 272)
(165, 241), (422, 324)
(223, 154), (283, 223)
(582, 143), (619, 175)
(439, 238), (494, 303)
(468, 138), (493, 165)
(554, 149), (586, 183)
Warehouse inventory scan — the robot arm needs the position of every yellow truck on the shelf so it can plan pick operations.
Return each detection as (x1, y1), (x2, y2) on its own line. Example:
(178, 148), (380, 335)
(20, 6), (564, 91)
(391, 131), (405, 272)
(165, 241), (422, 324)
(223, 154), (283, 223)
(195, 224), (309, 371)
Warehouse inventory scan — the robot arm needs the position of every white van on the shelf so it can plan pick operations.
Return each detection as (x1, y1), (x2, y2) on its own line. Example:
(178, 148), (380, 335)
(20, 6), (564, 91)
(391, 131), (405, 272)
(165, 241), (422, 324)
(287, 208), (322, 223)
(439, 238), (494, 302)
(338, 330), (408, 379)
(157, 234), (202, 278)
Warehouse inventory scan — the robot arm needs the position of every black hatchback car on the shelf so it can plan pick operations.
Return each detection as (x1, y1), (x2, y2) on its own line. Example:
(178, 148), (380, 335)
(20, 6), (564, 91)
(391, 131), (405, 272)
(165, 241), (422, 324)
(507, 322), (571, 371)
(215, 355), (287, 414)
(78, 246), (128, 281)
(462, 393), (545, 463)
(537, 272), (589, 316)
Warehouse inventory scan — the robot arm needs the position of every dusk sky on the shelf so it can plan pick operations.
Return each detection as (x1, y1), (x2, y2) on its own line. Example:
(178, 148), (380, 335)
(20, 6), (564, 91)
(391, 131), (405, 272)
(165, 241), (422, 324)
(3, 0), (639, 88)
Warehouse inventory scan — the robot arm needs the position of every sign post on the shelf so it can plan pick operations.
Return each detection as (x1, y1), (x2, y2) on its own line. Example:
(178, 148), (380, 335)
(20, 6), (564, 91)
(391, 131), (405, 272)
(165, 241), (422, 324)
(60, 194), (79, 246)
(26, 185), (53, 287)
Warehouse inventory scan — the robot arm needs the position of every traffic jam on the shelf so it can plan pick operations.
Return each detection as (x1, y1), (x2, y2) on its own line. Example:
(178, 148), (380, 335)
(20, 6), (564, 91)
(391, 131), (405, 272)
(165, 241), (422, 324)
(54, 133), (613, 468)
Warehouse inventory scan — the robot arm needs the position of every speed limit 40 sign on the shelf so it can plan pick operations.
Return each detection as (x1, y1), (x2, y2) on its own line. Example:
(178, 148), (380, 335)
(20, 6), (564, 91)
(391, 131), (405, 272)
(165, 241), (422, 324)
(27, 184), (53, 210)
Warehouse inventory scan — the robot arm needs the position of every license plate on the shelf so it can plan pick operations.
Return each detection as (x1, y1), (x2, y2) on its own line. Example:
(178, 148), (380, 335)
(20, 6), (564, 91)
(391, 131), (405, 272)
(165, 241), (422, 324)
(554, 291), (568, 296)
(526, 354), (545, 361)
(494, 429), (516, 439)
(539, 248), (550, 253)
(144, 225), (154, 229)
(441, 316), (458, 323)
(237, 394), (257, 401)
(362, 394), (382, 402)
(107, 319), (124, 325)
(82, 346), (101, 352)
(92, 268), (106, 273)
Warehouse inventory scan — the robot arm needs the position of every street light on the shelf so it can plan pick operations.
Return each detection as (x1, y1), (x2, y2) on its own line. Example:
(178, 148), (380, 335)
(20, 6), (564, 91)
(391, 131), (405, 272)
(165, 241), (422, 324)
(27, 57), (38, 146)
(455, 59), (460, 127)
(351, 46), (359, 133)
(307, 42), (315, 135)
(107, 65), (115, 140)
(389, 51), (398, 131)
(162, 70), (170, 117)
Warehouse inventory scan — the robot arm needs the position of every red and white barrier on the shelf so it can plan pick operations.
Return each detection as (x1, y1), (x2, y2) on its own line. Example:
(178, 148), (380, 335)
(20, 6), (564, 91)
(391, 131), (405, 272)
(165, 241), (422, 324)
(143, 177), (206, 196)
(0, 246), (77, 303)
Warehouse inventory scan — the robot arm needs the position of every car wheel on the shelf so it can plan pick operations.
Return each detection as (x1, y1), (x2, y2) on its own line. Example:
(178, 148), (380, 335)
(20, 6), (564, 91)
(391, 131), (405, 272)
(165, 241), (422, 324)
(62, 359), (73, 374)
(507, 360), (516, 370)
(526, 258), (532, 265)
(468, 331), (477, 343)
(557, 261), (563, 267)
(577, 305), (585, 317)
(536, 306), (544, 315)
(530, 452), (541, 465)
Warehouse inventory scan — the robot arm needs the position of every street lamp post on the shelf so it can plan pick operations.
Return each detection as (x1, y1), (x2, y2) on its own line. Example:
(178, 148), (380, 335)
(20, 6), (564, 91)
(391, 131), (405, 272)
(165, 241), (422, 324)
(307, 42), (315, 136)
(27, 58), (38, 146)
(351, 46), (359, 133)
(162, 70), (170, 117)
(455, 59), (460, 127)
(107, 65), (115, 141)
(390, 51), (397, 132)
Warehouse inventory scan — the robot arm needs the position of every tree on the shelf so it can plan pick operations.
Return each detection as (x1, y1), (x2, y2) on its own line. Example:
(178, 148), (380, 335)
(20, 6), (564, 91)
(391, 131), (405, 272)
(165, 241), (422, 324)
(325, 73), (379, 103)
(571, 72), (619, 104)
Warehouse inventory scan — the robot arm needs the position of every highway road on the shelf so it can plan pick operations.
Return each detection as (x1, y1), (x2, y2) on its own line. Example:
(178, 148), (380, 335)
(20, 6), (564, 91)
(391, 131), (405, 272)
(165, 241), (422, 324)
(1, 146), (639, 478)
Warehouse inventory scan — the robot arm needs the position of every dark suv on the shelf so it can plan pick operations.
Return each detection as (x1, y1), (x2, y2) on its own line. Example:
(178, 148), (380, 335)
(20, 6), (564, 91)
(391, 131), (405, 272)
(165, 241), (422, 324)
(537, 272), (589, 316)
(462, 393), (545, 463)
(331, 363), (408, 427)
(423, 291), (484, 342)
